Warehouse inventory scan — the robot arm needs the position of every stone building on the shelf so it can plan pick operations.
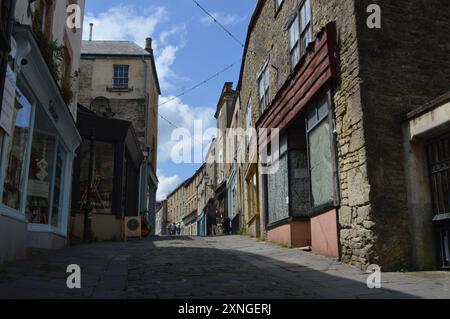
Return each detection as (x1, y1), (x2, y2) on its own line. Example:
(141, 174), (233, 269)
(200, 139), (218, 236)
(77, 36), (160, 226)
(214, 82), (238, 229)
(0, 0), (85, 264)
(183, 165), (205, 236)
(236, 0), (450, 270)
(155, 200), (168, 235)
(167, 181), (186, 231)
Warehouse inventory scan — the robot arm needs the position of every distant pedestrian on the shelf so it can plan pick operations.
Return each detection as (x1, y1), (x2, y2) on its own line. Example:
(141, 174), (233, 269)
(170, 223), (176, 236)
(223, 216), (231, 235)
(176, 225), (181, 236)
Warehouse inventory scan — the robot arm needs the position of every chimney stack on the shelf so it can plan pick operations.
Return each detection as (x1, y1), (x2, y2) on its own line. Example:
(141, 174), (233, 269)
(89, 23), (94, 41)
(145, 37), (153, 53)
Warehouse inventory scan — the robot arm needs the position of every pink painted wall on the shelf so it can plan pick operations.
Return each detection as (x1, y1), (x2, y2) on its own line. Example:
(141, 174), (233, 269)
(267, 221), (311, 247)
(311, 209), (339, 258)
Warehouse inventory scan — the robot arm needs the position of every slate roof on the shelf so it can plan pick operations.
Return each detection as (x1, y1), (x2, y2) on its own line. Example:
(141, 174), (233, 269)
(81, 40), (151, 56)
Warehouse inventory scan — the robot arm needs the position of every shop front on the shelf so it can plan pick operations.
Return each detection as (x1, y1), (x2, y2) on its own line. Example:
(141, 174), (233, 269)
(0, 25), (81, 263)
(257, 22), (339, 255)
(71, 105), (143, 242)
(197, 210), (207, 237)
(182, 211), (198, 236)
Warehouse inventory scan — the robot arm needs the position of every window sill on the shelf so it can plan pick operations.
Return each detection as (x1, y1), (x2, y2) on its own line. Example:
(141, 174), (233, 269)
(107, 86), (134, 93)
(28, 223), (66, 237)
(0, 205), (26, 223)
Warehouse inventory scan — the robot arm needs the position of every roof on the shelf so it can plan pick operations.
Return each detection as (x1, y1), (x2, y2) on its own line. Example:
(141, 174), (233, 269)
(81, 40), (151, 56)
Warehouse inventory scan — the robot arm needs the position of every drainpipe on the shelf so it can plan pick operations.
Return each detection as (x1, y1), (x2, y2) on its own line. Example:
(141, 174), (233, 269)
(140, 39), (151, 216)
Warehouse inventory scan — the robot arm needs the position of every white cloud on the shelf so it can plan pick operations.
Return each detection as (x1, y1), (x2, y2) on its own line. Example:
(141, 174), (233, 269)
(157, 172), (182, 201)
(200, 11), (246, 26)
(158, 96), (216, 163)
(156, 45), (180, 91)
(159, 25), (187, 46)
(83, 5), (167, 45)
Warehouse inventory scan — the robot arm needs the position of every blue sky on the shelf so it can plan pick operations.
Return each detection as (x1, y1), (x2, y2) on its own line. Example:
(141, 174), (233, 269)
(82, 0), (256, 199)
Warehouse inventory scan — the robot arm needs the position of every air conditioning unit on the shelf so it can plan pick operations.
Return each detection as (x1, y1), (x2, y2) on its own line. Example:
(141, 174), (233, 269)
(123, 216), (142, 241)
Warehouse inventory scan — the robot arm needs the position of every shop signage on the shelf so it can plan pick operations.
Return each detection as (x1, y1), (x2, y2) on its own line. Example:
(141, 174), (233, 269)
(0, 65), (16, 135)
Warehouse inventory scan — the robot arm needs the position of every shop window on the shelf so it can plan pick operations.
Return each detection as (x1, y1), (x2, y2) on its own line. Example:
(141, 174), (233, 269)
(113, 65), (129, 89)
(2, 89), (33, 210)
(79, 141), (115, 214)
(266, 135), (290, 224)
(307, 92), (335, 208)
(288, 0), (312, 68)
(25, 132), (56, 224)
(25, 102), (68, 227)
(51, 147), (64, 227)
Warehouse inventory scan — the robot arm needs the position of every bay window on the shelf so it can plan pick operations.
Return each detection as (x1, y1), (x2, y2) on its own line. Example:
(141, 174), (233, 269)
(263, 89), (337, 225)
(25, 103), (68, 228)
(3, 89), (32, 210)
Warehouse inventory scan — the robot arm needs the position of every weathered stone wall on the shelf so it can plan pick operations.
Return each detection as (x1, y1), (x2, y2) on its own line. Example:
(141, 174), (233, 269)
(239, 0), (303, 237)
(311, 0), (374, 270)
(78, 59), (94, 107)
(353, 0), (450, 270)
(78, 55), (159, 169)
(240, 0), (372, 266)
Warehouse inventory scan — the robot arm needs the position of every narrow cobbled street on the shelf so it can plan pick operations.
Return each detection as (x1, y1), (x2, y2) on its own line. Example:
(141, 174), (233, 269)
(0, 236), (449, 299)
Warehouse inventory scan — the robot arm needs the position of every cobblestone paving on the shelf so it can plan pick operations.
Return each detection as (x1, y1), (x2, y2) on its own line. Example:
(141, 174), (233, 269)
(0, 236), (449, 299)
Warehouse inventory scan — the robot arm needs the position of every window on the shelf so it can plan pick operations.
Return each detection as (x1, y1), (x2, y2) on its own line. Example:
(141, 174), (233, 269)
(266, 135), (290, 224)
(79, 141), (115, 214)
(289, 0), (312, 68)
(246, 100), (253, 145)
(258, 64), (270, 113)
(2, 89), (33, 210)
(307, 92), (335, 208)
(25, 132), (56, 225)
(113, 65), (129, 89)
(275, 0), (284, 12)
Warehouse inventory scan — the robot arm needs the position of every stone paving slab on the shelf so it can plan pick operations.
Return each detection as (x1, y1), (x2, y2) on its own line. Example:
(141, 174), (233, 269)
(0, 235), (449, 299)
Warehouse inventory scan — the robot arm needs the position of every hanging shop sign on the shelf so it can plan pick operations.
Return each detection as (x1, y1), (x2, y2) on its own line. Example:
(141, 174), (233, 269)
(0, 64), (16, 135)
